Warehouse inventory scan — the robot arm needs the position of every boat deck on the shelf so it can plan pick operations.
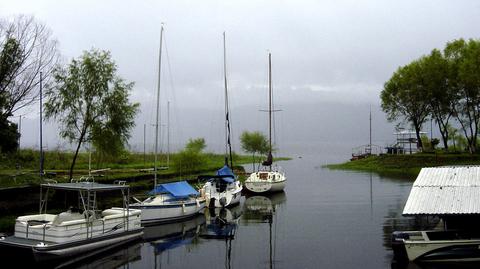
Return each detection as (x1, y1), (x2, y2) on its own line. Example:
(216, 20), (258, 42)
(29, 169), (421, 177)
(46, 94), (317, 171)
(0, 236), (56, 248)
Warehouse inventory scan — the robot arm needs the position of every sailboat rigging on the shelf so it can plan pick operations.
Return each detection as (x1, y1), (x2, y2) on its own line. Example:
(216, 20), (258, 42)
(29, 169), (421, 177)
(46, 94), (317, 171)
(244, 53), (287, 193)
(130, 25), (206, 223)
(223, 32), (233, 168)
(199, 32), (242, 208)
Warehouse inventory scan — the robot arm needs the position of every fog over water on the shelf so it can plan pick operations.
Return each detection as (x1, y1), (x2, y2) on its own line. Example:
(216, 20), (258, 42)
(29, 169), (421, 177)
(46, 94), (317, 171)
(1, 0), (478, 162)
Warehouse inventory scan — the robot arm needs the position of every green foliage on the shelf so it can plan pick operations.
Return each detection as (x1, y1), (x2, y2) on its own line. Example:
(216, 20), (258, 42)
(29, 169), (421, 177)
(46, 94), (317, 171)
(171, 138), (208, 175)
(240, 131), (269, 169)
(240, 131), (269, 155)
(327, 154), (480, 179)
(171, 150), (207, 176)
(0, 115), (19, 153)
(0, 38), (22, 93)
(381, 38), (480, 153)
(444, 39), (480, 153)
(44, 49), (139, 178)
(185, 138), (206, 153)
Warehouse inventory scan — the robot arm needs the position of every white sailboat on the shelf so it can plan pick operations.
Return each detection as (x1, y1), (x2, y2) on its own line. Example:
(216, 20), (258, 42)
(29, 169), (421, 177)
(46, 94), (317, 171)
(130, 25), (205, 223)
(245, 53), (286, 193)
(200, 32), (242, 208)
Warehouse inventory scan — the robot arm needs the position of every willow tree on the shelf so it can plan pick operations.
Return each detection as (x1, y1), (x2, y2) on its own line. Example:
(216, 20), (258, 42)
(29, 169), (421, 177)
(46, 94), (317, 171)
(45, 49), (139, 179)
(381, 60), (430, 150)
(444, 39), (480, 153)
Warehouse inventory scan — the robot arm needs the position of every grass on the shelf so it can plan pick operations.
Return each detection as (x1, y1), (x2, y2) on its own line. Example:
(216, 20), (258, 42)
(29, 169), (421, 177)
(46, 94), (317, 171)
(325, 152), (480, 179)
(0, 149), (290, 188)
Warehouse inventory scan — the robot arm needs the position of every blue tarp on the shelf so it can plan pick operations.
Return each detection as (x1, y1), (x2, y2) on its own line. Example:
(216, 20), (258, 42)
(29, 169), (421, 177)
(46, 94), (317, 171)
(216, 165), (235, 183)
(149, 181), (199, 198)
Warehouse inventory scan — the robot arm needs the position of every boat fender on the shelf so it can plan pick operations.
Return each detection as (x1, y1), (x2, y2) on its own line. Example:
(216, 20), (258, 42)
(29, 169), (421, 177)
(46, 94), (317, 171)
(182, 203), (186, 213)
(196, 199), (200, 207)
(0, 236), (4, 241)
(36, 242), (48, 247)
(220, 197), (227, 207)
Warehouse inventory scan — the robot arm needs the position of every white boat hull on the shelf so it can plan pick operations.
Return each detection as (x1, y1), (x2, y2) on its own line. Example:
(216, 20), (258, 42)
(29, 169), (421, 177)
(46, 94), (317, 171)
(245, 171), (286, 193)
(131, 198), (206, 224)
(0, 208), (143, 262)
(202, 181), (242, 208)
(393, 230), (480, 262)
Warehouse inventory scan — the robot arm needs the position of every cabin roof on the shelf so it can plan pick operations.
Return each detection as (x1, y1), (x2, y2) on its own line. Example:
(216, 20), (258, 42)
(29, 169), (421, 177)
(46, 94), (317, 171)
(403, 166), (480, 215)
(41, 182), (129, 191)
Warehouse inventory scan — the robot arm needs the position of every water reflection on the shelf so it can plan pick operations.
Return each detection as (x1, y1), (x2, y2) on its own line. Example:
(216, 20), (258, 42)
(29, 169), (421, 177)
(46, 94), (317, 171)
(56, 241), (141, 269)
(198, 205), (242, 269)
(242, 192), (286, 269)
(144, 214), (206, 253)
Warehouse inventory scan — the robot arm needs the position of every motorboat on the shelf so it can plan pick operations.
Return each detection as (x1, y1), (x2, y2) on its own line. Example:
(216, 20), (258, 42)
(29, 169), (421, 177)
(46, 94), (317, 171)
(245, 53), (286, 193)
(392, 229), (480, 262)
(130, 181), (205, 224)
(0, 179), (143, 263)
(200, 165), (242, 208)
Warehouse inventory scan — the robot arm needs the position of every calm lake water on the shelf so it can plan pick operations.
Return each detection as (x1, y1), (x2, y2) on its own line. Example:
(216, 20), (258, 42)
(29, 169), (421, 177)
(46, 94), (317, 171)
(50, 151), (426, 269)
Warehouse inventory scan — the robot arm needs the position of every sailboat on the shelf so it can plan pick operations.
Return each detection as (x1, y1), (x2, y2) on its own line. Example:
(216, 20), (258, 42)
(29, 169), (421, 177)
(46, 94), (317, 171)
(245, 53), (287, 193)
(200, 32), (242, 208)
(130, 26), (205, 223)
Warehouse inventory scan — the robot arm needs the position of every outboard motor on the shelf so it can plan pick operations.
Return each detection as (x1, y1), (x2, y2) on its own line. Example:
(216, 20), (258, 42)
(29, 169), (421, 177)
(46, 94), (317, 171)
(391, 231), (409, 261)
(209, 198), (216, 208)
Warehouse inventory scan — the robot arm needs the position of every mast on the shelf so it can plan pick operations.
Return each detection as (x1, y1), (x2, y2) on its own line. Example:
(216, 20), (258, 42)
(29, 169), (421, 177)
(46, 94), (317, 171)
(167, 100), (170, 167)
(268, 53), (272, 159)
(39, 71), (44, 179)
(261, 53), (273, 169)
(154, 25), (164, 190)
(223, 32), (233, 168)
(369, 106), (372, 155)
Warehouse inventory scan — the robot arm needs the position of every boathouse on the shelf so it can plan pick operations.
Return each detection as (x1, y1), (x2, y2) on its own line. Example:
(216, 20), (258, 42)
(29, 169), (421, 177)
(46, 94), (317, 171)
(403, 166), (480, 229)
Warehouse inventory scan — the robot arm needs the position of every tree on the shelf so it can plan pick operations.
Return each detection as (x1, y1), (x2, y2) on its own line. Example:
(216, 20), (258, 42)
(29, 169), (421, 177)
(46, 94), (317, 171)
(444, 39), (480, 153)
(185, 138), (206, 153)
(44, 49), (139, 179)
(381, 61), (430, 150)
(0, 15), (58, 118)
(0, 97), (19, 153)
(172, 137), (207, 175)
(240, 131), (269, 170)
(421, 49), (454, 150)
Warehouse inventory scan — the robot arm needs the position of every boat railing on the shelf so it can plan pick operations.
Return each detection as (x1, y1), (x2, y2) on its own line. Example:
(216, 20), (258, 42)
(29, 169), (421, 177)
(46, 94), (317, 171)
(72, 176), (95, 183)
(43, 179), (58, 185)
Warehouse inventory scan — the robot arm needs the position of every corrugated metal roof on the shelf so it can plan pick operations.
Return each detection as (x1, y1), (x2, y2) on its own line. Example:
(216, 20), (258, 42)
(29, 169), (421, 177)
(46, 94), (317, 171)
(403, 166), (480, 215)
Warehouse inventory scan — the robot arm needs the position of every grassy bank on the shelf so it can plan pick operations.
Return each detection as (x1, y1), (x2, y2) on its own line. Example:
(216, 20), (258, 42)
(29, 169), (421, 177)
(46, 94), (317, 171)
(325, 153), (480, 179)
(0, 149), (290, 189)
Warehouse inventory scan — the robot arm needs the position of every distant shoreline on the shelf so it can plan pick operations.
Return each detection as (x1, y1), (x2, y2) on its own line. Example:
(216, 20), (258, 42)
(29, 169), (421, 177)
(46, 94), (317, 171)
(324, 153), (480, 179)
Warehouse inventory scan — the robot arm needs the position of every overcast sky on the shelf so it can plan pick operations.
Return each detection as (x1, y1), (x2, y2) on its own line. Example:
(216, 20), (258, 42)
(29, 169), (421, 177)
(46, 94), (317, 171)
(1, 0), (479, 159)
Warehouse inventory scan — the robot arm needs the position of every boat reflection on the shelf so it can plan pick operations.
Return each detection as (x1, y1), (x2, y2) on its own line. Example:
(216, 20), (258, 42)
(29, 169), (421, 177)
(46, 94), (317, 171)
(143, 214), (206, 254)
(199, 205), (242, 269)
(243, 191), (286, 222)
(200, 205), (242, 239)
(54, 240), (141, 269)
(242, 191), (286, 269)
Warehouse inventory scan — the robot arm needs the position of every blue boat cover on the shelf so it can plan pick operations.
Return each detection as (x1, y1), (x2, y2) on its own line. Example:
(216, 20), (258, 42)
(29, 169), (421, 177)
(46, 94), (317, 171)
(216, 165), (235, 183)
(149, 181), (199, 197)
